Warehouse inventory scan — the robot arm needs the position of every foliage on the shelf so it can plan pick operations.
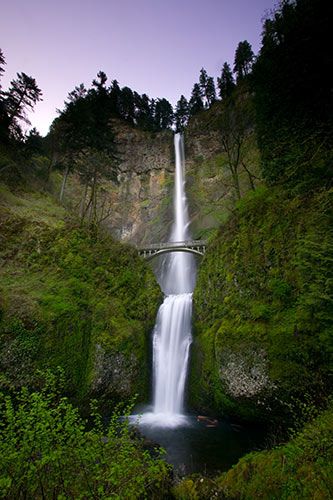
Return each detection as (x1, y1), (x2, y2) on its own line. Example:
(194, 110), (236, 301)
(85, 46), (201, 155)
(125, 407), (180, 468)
(0, 370), (171, 499)
(174, 404), (333, 499)
(189, 83), (204, 116)
(233, 40), (254, 82)
(0, 189), (162, 405)
(0, 68), (42, 140)
(175, 95), (190, 132)
(154, 98), (174, 130)
(217, 62), (235, 100)
(251, 0), (333, 189)
(0, 48), (42, 147)
(191, 186), (333, 422)
(199, 68), (216, 108)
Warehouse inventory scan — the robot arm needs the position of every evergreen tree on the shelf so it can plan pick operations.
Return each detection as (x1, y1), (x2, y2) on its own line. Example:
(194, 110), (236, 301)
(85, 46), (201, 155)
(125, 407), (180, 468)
(199, 67), (208, 102)
(154, 98), (174, 129)
(175, 95), (189, 132)
(92, 70), (107, 92)
(24, 127), (44, 154)
(189, 83), (204, 115)
(51, 77), (117, 204)
(252, 0), (333, 188)
(206, 76), (216, 107)
(109, 79), (121, 114)
(134, 92), (154, 130)
(118, 86), (135, 122)
(66, 83), (87, 104)
(0, 49), (7, 139)
(234, 40), (254, 81)
(0, 48), (5, 88)
(198, 68), (216, 108)
(217, 62), (235, 99)
(3, 72), (42, 138)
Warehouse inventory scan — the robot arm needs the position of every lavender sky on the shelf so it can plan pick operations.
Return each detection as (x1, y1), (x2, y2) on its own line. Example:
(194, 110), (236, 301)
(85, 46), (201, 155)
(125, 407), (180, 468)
(2, 0), (277, 136)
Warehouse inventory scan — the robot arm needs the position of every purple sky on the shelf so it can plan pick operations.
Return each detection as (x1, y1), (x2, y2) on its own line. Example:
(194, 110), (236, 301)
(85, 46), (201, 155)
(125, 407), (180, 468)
(2, 0), (277, 136)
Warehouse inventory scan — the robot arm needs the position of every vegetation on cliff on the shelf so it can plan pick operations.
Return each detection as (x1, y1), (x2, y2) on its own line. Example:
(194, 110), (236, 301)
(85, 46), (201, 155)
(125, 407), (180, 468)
(191, 186), (332, 422)
(186, 0), (332, 495)
(0, 0), (332, 496)
(0, 182), (161, 407)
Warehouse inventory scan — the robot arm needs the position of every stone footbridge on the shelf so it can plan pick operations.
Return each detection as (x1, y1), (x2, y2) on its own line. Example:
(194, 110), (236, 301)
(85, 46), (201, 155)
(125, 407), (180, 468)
(137, 239), (207, 260)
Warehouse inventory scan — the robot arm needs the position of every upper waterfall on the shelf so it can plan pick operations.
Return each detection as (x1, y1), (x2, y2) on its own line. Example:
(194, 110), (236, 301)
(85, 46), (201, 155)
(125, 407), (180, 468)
(162, 134), (196, 295)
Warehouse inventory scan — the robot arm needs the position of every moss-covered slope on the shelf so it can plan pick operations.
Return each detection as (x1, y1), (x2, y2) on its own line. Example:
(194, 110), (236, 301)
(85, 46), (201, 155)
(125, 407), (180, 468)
(191, 186), (333, 422)
(174, 403), (333, 499)
(0, 183), (161, 407)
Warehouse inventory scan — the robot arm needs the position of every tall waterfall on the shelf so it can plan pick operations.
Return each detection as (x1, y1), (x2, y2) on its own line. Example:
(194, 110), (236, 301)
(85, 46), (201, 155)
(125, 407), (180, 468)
(141, 133), (196, 427)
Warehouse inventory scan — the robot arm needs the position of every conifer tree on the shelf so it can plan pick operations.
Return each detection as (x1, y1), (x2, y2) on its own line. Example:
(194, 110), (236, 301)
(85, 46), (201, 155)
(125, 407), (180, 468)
(0, 49), (5, 88)
(134, 92), (154, 130)
(0, 49), (7, 139)
(234, 40), (254, 81)
(198, 68), (216, 108)
(175, 95), (189, 131)
(217, 62), (235, 99)
(66, 83), (87, 104)
(109, 79), (121, 113)
(118, 86), (135, 122)
(189, 83), (204, 115)
(154, 98), (174, 129)
(3, 72), (42, 137)
(205, 76), (216, 107)
(92, 71), (107, 92)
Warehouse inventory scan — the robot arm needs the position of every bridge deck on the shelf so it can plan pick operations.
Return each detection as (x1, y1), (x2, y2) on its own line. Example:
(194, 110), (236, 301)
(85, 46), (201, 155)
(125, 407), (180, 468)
(137, 239), (207, 251)
(137, 239), (207, 259)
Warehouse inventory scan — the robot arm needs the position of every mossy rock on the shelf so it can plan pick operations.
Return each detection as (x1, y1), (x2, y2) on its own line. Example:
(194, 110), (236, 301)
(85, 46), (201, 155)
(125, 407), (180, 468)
(190, 187), (333, 423)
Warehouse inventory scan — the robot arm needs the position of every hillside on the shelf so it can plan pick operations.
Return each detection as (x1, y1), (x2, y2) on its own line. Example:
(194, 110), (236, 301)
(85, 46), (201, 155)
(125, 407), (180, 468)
(0, 181), (161, 409)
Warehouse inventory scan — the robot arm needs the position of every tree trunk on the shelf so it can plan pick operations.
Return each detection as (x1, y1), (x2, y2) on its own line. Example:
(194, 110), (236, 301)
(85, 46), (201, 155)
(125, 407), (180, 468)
(80, 182), (89, 219)
(231, 166), (241, 200)
(242, 162), (256, 190)
(59, 164), (70, 203)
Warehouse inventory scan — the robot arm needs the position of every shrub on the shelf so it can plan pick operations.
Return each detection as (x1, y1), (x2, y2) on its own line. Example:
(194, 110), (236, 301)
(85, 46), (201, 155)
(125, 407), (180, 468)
(0, 370), (170, 499)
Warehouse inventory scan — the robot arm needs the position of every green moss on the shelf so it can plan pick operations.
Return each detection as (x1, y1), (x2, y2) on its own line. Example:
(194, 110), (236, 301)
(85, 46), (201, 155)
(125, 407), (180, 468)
(0, 187), (162, 407)
(191, 186), (333, 422)
(174, 404), (333, 499)
(217, 404), (333, 499)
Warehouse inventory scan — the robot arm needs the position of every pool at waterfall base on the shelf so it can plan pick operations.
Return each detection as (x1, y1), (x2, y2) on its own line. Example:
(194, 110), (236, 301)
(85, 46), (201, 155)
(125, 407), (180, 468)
(130, 408), (266, 475)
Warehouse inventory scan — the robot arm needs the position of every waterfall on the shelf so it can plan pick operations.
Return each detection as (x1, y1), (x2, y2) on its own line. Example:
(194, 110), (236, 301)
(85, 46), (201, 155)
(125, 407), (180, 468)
(140, 133), (196, 427)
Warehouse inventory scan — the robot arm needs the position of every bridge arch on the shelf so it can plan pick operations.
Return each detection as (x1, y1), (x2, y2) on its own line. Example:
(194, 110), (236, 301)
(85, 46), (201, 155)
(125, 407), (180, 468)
(137, 239), (207, 260)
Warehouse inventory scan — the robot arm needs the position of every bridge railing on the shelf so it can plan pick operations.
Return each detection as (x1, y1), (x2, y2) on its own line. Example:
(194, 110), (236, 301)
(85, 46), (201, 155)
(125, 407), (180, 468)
(137, 239), (207, 251)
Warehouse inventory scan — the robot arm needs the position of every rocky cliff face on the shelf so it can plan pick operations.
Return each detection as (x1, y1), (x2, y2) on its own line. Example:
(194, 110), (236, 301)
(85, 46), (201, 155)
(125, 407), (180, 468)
(104, 114), (229, 245)
(185, 110), (228, 238)
(105, 121), (175, 245)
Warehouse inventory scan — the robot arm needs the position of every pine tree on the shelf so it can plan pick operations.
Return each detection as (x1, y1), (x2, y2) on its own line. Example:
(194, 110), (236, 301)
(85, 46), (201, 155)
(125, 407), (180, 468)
(217, 62), (235, 99)
(198, 68), (216, 108)
(0, 49), (5, 88)
(3, 72), (42, 137)
(205, 76), (216, 107)
(118, 86), (135, 122)
(0, 49), (7, 139)
(234, 40), (254, 81)
(189, 83), (204, 115)
(175, 95), (189, 131)
(134, 92), (154, 130)
(92, 71), (107, 93)
(154, 98), (174, 129)
(109, 79), (121, 114)
(66, 84), (87, 104)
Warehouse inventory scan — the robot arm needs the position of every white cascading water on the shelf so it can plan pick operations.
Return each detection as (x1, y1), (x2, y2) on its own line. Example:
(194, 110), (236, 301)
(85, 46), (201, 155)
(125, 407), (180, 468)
(140, 133), (196, 427)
